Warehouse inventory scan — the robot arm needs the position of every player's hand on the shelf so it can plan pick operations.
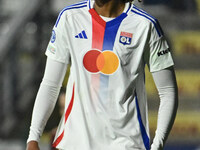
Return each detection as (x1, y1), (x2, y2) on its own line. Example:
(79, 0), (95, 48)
(26, 141), (40, 150)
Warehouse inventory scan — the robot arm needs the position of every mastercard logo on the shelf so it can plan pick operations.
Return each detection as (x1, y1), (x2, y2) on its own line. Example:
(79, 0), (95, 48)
(83, 50), (120, 75)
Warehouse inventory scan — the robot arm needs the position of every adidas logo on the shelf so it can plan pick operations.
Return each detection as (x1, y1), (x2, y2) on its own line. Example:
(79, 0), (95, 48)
(75, 30), (88, 39)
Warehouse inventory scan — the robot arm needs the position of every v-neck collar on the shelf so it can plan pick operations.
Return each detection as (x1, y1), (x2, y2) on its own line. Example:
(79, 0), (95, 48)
(88, 0), (132, 27)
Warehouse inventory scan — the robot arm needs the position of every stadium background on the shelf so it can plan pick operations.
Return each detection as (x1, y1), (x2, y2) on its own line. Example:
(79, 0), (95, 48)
(0, 0), (200, 149)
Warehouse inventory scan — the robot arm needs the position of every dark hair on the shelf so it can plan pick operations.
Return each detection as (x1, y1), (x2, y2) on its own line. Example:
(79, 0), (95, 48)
(122, 0), (142, 2)
(123, 0), (133, 2)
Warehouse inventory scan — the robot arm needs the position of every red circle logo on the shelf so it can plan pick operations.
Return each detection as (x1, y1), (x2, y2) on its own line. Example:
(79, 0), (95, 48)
(83, 50), (119, 75)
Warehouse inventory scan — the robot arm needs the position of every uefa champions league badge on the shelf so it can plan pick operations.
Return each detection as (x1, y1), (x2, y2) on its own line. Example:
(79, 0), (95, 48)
(50, 30), (56, 43)
(119, 31), (133, 45)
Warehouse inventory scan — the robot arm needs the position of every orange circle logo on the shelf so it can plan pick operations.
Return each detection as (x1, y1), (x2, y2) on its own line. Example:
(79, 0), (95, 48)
(83, 50), (119, 75)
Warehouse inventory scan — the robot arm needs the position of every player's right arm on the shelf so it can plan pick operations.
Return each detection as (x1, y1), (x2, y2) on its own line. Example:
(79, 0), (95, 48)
(26, 58), (68, 150)
(27, 8), (70, 149)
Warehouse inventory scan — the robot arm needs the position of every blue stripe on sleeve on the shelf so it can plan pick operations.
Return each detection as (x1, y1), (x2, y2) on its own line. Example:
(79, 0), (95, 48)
(132, 6), (164, 36)
(133, 5), (156, 20)
(67, 1), (87, 8)
(131, 9), (163, 37)
(55, 3), (87, 27)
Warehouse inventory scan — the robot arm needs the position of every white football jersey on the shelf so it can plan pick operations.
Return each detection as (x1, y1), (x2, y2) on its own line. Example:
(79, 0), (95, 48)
(45, 0), (174, 150)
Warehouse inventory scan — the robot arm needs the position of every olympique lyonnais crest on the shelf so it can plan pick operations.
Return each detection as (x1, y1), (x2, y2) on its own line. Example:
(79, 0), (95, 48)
(119, 31), (133, 45)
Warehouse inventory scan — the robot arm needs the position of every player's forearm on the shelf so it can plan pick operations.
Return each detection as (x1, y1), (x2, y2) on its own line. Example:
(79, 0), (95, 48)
(27, 82), (61, 142)
(27, 58), (68, 142)
(151, 67), (178, 150)
(151, 86), (178, 150)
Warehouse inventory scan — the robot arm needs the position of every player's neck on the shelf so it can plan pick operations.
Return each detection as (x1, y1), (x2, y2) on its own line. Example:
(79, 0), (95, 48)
(94, 0), (125, 18)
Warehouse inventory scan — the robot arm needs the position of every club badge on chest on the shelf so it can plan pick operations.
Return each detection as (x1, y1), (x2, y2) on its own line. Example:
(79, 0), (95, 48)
(119, 31), (133, 45)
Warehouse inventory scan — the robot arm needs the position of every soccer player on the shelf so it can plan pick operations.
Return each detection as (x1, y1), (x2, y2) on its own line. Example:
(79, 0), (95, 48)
(26, 0), (178, 150)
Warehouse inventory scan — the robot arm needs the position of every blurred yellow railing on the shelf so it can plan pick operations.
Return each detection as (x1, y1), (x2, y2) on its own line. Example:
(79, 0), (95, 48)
(145, 67), (200, 99)
(149, 110), (200, 140)
(171, 31), (200, 55)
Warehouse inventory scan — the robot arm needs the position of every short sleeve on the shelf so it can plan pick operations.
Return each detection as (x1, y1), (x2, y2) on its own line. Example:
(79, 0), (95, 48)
(144, 21), (174, 72)
(45, 11), (70, 64)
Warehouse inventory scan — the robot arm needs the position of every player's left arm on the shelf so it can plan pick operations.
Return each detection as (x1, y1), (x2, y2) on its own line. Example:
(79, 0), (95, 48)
(143, 17), (179, 149)
(150, 66), (178, 150)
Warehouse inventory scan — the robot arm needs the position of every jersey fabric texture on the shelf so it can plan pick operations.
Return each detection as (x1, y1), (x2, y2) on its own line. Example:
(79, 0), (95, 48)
(45, 0), (174, 150)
